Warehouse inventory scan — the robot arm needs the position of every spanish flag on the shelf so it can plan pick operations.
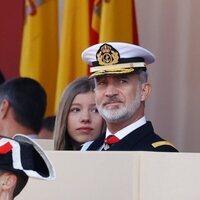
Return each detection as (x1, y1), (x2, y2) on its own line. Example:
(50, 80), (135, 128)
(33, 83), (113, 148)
(20, 0), (58, 115)
(90, 0), (138, 44)
(20, 0), (138, 112)
(55, 0), (90, 110)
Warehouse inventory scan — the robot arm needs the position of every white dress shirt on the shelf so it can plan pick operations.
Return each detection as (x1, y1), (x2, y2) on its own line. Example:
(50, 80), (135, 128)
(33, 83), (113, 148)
(81, 116), (147, 151)
(101, 116), (147, 150)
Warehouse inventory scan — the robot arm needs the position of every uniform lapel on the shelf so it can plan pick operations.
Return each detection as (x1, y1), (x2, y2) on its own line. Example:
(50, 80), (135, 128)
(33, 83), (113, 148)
(87, 133), (106, 150)
(107, 122), (153, 151)
(87, 122), (154, 151)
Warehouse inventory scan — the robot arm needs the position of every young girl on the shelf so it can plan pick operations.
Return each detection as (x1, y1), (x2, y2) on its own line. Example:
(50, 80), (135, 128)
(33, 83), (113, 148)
(54, 77), (105, 150)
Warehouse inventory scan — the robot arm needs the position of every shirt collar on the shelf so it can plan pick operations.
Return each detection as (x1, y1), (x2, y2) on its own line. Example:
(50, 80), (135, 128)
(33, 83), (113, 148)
(106, 116), (146, 140)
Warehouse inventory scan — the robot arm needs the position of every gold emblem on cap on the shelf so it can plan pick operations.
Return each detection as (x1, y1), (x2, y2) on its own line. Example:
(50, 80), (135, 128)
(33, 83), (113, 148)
(96, 43), (119, 66)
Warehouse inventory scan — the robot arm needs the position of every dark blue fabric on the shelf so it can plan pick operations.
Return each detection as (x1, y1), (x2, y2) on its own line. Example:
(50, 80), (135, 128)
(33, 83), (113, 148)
(87, 121), (178, 152)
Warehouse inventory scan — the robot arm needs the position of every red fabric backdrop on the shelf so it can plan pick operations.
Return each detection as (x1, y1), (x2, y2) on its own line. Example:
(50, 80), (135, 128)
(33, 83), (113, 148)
(0, 0), (24, 80)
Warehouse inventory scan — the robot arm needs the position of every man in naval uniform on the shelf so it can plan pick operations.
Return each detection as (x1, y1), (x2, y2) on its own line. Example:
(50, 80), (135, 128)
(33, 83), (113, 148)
(81, 42), (178, 152)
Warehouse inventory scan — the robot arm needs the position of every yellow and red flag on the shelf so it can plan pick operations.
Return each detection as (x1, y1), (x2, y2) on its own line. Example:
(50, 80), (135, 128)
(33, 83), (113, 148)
(90, 0), (138, 44)
(20, 0), (58, 115)
(20, 0), (138, 112)
(55, 0), (90, 109)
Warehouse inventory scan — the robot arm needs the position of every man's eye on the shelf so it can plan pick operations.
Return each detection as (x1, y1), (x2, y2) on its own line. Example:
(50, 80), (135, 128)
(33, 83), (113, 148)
(97, 81), (105, 86)
(119, 79), (128, 84)
(70, 107), (80, 113)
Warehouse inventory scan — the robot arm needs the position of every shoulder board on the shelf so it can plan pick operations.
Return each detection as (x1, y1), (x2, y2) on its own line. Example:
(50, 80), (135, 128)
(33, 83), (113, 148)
(151, 141), (175, 148)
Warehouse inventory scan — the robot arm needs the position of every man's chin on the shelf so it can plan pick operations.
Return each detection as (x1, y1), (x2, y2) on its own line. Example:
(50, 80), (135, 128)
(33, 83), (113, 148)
(101, 111), (123, 122)
(101, 108), (120, 116)
(103, 105), (122, 112)
(104, 103), (121, 110)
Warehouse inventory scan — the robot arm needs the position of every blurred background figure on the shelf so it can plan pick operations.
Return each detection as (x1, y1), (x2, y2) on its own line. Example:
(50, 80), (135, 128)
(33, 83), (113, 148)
(54, 77), (105, 150)
(0, 71), (5, 85)
(0, 134), (55, 200)
(0, 77), (47, 138)
(38, 115), (56, 139)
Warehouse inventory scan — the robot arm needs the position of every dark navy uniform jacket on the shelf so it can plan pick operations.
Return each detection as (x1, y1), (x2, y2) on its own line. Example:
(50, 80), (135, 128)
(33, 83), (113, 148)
(87, 121), (178, 152)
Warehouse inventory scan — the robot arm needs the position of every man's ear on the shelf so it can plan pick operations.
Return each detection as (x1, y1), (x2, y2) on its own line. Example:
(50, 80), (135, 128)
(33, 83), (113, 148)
(140, 83), (152, 101)
(0, 99), (10, 119)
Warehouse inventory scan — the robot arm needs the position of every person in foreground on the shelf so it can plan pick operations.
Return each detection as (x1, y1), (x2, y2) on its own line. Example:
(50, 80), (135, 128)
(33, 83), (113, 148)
(54, 77), (105, 150)
(0, 134), (56, 200)
(81, 42), (178, 151)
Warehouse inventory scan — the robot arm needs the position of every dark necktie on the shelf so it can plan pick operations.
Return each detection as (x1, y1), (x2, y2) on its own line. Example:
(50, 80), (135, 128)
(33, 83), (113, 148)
(104, 135), (120, 145)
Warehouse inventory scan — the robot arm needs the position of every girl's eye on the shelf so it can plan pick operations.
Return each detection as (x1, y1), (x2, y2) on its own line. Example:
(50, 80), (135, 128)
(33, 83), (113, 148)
(70, 107), (80, 113)
(90, 107), (99, 113)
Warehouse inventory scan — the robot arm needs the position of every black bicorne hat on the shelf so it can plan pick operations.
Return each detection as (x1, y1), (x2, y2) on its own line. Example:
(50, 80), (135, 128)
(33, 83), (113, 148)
(0, 134), (56, 180)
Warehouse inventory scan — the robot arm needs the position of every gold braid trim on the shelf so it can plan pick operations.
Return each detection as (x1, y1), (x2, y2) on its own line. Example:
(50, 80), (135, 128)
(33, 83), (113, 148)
(90, 62), (146, 73)
(151, 141), (175, 148)
(90, 68), (135, 78)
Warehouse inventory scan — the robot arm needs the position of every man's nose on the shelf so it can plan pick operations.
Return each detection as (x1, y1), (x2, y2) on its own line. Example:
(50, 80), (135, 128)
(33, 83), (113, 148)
(104, 84), (119, 97)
